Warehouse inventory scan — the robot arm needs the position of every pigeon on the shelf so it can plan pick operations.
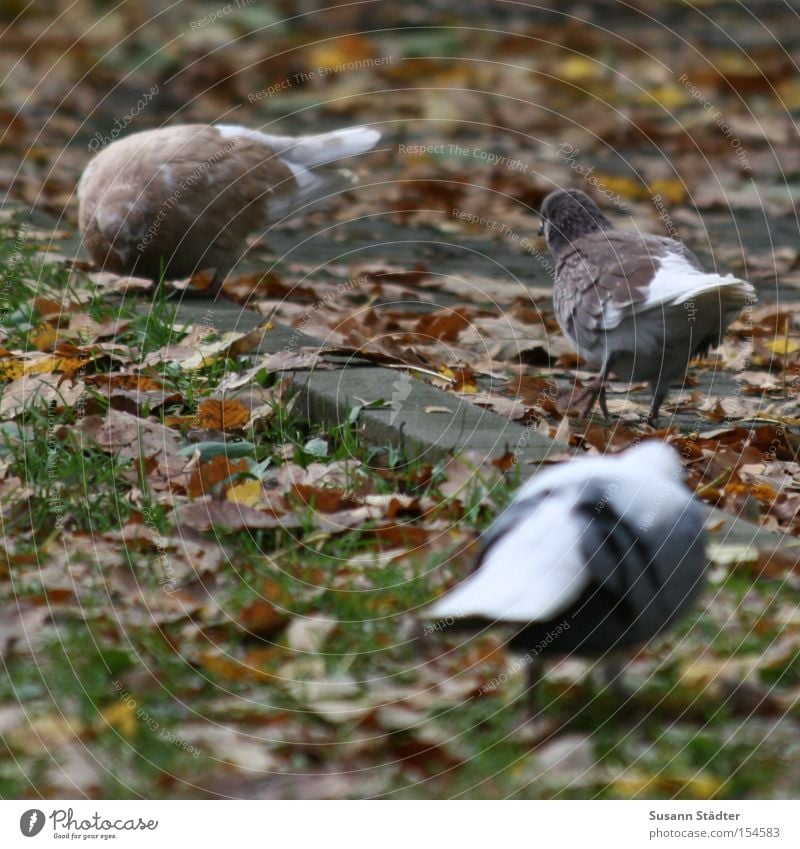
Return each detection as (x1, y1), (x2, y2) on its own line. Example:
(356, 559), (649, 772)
(538, 189), (756, 425)
(426, 441), (707, 695)
(78, 123), (381, 294)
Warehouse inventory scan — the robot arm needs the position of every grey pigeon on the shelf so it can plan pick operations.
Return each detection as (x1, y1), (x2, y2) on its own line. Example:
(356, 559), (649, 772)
(539, 189), (756, 424)
(426, 441), (707, 692)
(78, 124), (380, 295)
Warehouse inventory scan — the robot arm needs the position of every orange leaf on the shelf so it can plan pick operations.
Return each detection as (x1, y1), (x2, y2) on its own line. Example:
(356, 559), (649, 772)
(187, 455), (249, 498)
(238, 599), (288, 637)
(33, 297), (68, 318)
(291, 483), (360, 513)
(197, 398), (250, 431)
(29, 326), (61, 352)
(415, 308), (472, 342)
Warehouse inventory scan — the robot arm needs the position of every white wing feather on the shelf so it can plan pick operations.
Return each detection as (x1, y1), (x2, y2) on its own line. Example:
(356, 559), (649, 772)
(426, 442), (692, 625)
(603, 251), (754, 330)
(215, 124), (379, 219)
(427, 496), (590, 623)
(215, 124), (380, 169)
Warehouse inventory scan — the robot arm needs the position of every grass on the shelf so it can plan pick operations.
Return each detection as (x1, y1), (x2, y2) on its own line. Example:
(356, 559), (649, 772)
(0, 241), (799, 799)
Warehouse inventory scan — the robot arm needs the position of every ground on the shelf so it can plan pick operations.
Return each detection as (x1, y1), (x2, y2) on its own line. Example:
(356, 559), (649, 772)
(1, 0), (800, 800)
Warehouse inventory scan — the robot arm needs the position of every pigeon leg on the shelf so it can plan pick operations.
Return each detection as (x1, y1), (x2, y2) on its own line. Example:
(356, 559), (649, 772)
(206, 266), (229, 297)
(571, 361), (613, 419)
(570, 375), (602, 418)
(598, 384), (610, 418)
(597, 657), (631, 701)
(524, 656), (545, 715)
(647, 384), (670, 427)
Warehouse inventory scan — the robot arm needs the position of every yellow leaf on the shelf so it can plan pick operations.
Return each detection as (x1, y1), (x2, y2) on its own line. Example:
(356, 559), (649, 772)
(558, 56), (604, 84)
(99, 700), (138, 739)
(23, 356), (60, 377)
(9, 714), (84, 755)
(0, 354), (85, 381)
(594, 175), (644, 201)
(776, 81), (800, 110)
(307, 35), (375, 72)
(0, 359), (25, 381)
(767, 338), (800, 355)
(227, 478), (263, 507)
(649, 178), (687, 205)
(640, 84), (690, 109)
(29, 326), (62, 352)
(613, 771), (722, 799)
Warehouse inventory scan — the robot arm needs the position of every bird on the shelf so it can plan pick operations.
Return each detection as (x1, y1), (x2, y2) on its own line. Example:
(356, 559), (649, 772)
(538, 188), (756, 425)
(426, 441), (707, 699)
(78, 123), (381, 295)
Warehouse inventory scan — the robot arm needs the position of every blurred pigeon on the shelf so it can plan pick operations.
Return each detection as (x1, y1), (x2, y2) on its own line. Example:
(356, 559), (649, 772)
(78, 124), (380, 295)
(426, 441), (707, 695)
(539, 189), (756, 424)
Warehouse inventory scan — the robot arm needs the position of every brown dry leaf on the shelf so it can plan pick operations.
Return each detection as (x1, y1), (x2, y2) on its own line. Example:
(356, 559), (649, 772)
(470, 392), (526, 420)
(197, 398), (250, 431)
(177, 498), (302, 532)
(137, 324), (248, 371)
(222, 271), (318, 302)
(268, 460), (360, 490)
(85, 373), (165, 392)
(508, 375), (563, 413)
(180, 723), (281, 771)
(196, 647), (286, 685)
(755, 547), (800, 579)
(415, 308), (472, 342)
(290, 483), (362, 513)
(285, 615), (338, 653)
(187, 456), (249, 498)
(0, 603), (52, 659)
(0, 372), (84, 417)
(238, 599), (289, 638)
(439, 453), (501, 500)
(77, 409), (185, 479)
(33, 296), (72, 318)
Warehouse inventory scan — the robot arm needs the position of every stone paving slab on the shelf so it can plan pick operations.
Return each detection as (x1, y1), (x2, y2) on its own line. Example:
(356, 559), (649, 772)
(175, 298), (554, 465)
(175, 299), (800, 555)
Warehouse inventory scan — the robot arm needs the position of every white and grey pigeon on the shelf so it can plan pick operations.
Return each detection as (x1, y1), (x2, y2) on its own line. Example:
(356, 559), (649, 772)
(426, 441), (707, 689)
(539, 189), (756, 425)
(78, 124), (381, 294)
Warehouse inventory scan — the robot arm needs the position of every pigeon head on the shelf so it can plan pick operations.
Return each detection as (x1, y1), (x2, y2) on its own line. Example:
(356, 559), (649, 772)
(539, 189), (612, 255)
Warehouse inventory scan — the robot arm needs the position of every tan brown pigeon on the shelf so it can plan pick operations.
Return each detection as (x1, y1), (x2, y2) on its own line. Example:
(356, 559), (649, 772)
(78, 123), (380, 294)
(539, 189), (756, 425)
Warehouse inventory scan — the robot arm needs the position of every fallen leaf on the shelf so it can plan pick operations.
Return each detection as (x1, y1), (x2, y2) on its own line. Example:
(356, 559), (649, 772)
(197, 398), (250, 430)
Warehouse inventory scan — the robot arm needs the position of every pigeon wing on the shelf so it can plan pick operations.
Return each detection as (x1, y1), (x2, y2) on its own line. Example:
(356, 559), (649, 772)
(426, 493), (591, 623)
(556, 232), (667, 335)
(578, 497), (707, 635)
